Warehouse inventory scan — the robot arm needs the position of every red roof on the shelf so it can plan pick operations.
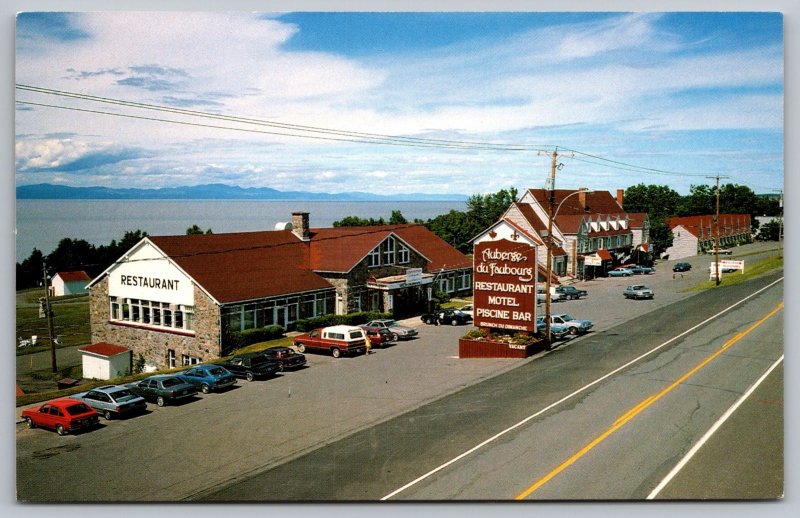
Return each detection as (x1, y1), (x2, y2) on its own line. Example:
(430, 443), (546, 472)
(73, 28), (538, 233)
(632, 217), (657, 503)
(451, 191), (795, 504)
(668, 214), (751, 239)
(527, 189), (624, 216)
(596, 249), (613, 261)
(311, 224), (471, 273)
(56, 271), (91, 282)
(150, 231), (332, 304)
(80, 342), (130, 357)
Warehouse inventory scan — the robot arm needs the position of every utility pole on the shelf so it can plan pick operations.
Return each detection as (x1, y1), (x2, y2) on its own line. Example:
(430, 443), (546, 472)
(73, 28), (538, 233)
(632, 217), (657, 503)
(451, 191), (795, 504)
(544, 148), (557, 350)
(42, 261), (58, 373)
(706, 175), (728, 286)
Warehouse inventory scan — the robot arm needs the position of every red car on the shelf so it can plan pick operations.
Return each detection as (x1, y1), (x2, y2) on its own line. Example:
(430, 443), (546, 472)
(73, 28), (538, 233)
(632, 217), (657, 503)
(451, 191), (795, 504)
(21, 398), (100, 436)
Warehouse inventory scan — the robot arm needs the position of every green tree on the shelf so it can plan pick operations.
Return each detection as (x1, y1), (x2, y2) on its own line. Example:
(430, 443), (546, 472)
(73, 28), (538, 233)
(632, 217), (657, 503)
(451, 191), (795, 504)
(466, 188), (518, 228)
(388, 210), (408, 225)
(16, 248), (44, 290)
(46, 238), (97, 274)
(332, 216), (386, 227)
(623, 184), (681, 218)
(186, 224), (213, 235)
(424, 210), (483, 254)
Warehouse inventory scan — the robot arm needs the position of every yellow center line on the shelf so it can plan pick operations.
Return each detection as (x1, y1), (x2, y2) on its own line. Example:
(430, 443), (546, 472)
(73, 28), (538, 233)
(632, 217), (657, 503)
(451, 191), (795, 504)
(515, 302), (784, 500)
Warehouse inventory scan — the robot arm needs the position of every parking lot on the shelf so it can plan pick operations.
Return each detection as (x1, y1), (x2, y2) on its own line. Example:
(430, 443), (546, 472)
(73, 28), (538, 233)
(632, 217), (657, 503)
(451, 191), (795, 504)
(15, 241), (781, 501)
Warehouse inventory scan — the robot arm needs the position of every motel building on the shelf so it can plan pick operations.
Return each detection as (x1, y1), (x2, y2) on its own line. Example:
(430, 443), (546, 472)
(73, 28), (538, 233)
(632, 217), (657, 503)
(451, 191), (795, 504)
(88, 212), (472, 371)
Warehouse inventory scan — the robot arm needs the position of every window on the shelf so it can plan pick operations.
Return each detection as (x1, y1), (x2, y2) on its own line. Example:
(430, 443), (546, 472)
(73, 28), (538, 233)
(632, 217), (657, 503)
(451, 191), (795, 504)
(368, 246), (381, 267)
(167, 349), (176, 369)
(398, 243), (410, 264)
(109, 297), (194, 333)
(181, 354), (200, 366)
(383, 237), (395, 264)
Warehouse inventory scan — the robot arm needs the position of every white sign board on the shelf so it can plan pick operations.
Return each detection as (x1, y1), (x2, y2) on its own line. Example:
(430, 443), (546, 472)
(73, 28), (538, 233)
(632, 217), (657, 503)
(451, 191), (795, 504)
(584, 254), (602, 266)
(406, 268), (423, 285)
(108, 243), (194, 306)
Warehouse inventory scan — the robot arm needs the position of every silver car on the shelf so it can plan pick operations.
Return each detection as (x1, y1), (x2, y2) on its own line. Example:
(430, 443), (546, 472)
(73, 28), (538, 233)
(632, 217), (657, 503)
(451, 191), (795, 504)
(363, 319), (419, 340)
(73, 384), (147, 420)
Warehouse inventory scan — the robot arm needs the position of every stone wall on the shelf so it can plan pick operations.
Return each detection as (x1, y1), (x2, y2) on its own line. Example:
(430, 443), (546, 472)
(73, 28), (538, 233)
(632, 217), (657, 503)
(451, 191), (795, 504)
(89, 277), (221, 370)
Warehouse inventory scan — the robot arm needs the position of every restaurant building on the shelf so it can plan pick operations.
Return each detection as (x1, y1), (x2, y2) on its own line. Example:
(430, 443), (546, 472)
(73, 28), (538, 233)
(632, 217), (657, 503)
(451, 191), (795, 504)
(87, 212), (471, 370)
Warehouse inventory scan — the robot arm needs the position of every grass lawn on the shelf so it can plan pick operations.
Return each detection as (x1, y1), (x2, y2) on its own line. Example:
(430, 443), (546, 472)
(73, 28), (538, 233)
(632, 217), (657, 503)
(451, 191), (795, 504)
(16, 289), (90, 354)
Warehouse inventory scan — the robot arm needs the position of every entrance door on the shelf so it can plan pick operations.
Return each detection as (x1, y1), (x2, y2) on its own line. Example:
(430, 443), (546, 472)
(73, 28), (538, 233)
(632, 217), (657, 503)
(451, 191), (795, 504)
(275, 306), (286, 328)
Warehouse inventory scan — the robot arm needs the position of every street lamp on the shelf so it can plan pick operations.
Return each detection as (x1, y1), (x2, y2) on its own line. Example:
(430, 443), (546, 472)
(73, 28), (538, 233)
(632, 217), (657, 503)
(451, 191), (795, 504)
(543, 188), (589, 349)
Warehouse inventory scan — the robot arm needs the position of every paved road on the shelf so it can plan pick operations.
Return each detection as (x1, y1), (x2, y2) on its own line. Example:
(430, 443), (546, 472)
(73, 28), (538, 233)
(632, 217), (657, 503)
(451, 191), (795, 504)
(199, 272), (783, 501)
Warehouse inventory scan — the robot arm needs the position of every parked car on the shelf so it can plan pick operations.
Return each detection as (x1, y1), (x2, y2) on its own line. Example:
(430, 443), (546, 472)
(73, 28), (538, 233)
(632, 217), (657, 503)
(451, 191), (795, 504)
(673, 262), (692, 272)
(362, 319), (419, 340)
(293, 325), (368, 358)
(178, 365), (237, 394)
(623, 285), (655, 300)
(554, 285), (588, 300)
(537, 287), (564, 303)
(535, 319), (570, 340)
(708, 247), (732, 255)
(626, 265), (654, 275)
(538, 314), (593, 335)
(457, 305), (474, 317)
(127, 374), (199, 407)
(364, 328), (397, 349)
(21, 398), (100, 436)
(421, 308), (472, 326)
(220, 353), (283, 381)
(72, 385), (147, 420)
(608, 267), (633, 277)
(257, 346), (308, 370)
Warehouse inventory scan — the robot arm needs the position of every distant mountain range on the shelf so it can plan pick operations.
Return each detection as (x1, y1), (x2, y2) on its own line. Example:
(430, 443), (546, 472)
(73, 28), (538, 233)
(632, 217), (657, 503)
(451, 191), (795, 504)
(16, 183), (469, 202)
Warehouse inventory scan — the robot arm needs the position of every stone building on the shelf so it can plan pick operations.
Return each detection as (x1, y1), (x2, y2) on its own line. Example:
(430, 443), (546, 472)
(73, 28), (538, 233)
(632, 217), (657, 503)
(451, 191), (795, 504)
(88, 212), (471, 370)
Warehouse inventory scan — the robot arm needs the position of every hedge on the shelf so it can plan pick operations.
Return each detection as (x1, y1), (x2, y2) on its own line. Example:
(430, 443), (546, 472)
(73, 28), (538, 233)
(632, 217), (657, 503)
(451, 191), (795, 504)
(294, 311), (390, 332)
(227, 325), (286, 350)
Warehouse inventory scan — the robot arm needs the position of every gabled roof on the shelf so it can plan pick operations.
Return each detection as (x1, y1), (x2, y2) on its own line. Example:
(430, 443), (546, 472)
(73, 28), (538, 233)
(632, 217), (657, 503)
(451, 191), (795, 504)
(526, 189), (625, 216)
(150, 231), (333, 304)
(79, 342), (129, 357)
(310, 224), (471, 273)
(55, 271), (91, 282)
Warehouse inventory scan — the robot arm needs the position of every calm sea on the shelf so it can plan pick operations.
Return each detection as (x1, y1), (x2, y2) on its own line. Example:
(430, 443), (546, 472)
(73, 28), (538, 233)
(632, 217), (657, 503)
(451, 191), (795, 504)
(15, 199), (466, 262)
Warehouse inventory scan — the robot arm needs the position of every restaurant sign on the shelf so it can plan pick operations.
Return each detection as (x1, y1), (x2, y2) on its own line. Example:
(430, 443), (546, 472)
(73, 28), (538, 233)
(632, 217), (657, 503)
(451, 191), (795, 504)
(473, 239), (537, 332)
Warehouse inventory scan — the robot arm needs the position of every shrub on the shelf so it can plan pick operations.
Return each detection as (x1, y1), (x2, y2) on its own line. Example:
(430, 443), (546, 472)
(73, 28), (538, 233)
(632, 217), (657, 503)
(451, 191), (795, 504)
(294, 312), (390, 332)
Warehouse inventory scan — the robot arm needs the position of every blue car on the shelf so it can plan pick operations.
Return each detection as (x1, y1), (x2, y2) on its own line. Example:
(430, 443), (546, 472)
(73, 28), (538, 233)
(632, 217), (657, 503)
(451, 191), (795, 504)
(608, 267), (633, 277)
(178, 365), (237, 394)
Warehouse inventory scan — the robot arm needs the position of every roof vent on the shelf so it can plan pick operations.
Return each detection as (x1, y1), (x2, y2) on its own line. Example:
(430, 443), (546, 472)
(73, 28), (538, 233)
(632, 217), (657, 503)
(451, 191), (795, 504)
(274, 221), (293, 231)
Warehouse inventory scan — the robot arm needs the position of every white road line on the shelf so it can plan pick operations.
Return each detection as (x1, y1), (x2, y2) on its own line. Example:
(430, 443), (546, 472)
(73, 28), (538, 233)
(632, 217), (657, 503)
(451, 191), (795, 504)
(646, 354), (784, 500)
(380, 277), (783, 500)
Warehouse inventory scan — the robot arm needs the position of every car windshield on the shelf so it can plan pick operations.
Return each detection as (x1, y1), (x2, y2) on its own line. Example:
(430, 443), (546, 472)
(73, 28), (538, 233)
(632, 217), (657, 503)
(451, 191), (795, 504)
(208, 367), (225, 376)
(561, 315), (575, 322)
(65, 403), (92, 416)
(383, 320), (398, 326)
(161, 377), (181, 388)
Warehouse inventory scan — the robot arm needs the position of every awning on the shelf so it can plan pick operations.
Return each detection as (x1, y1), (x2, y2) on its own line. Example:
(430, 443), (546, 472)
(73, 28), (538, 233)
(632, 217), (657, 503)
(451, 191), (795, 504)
(596, 249), (613, 261)
(366, 273), (434, 291)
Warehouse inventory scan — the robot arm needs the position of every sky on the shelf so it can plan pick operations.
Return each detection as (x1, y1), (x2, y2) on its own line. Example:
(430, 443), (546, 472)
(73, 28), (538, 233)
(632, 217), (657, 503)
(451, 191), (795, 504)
(14, 11), (784, 197)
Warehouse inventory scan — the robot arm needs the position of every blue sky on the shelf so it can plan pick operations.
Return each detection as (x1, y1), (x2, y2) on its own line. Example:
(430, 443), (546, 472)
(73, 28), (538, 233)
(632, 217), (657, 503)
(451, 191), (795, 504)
(14, 11), (784, 196)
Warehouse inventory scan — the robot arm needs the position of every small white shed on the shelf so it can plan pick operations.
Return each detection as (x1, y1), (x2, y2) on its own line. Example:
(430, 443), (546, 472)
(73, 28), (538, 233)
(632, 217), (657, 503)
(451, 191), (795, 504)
(51, 271), (91, 297)
(79, 342), (132, 380)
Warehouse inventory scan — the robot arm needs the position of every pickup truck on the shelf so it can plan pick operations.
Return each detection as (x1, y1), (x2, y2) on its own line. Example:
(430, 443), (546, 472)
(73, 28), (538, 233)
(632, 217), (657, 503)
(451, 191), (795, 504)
(292, 325), (368, 358)
(554, 285), (588, 300)
(708, 247), (732, 255)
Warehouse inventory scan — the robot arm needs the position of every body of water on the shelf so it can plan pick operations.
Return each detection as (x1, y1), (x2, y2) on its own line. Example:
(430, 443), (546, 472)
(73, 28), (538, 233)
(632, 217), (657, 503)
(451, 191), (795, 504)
(15, 199), (467, 262)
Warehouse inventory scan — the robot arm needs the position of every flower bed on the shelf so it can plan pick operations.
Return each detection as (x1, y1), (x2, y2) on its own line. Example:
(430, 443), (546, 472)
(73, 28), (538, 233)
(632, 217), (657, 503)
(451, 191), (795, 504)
(458, 329), (545, 359)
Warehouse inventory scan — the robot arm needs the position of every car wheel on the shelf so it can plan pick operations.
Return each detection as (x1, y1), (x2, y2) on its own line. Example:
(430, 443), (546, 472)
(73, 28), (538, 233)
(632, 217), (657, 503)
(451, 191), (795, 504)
(56, 424), (67, 436)
(201, 384), (211, 394)
(331, 347), (341, 358)
(156, 396), (166, 407)
(103, 410), (113, 420)
(246, 371), (254, 382)
(297, 343), (306, 353)
(25, 417), (35, 429)
(569, 327), (578, 335)
(451, 319), (459, 326)
(391, 333), (399, 341)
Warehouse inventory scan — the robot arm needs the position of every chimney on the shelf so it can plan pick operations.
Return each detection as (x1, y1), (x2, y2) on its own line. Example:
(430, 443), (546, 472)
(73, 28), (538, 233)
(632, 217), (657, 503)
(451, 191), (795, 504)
(291, 212), (310, 241)
(616, 188), (624, 207)
(578, 187), (587, 209)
